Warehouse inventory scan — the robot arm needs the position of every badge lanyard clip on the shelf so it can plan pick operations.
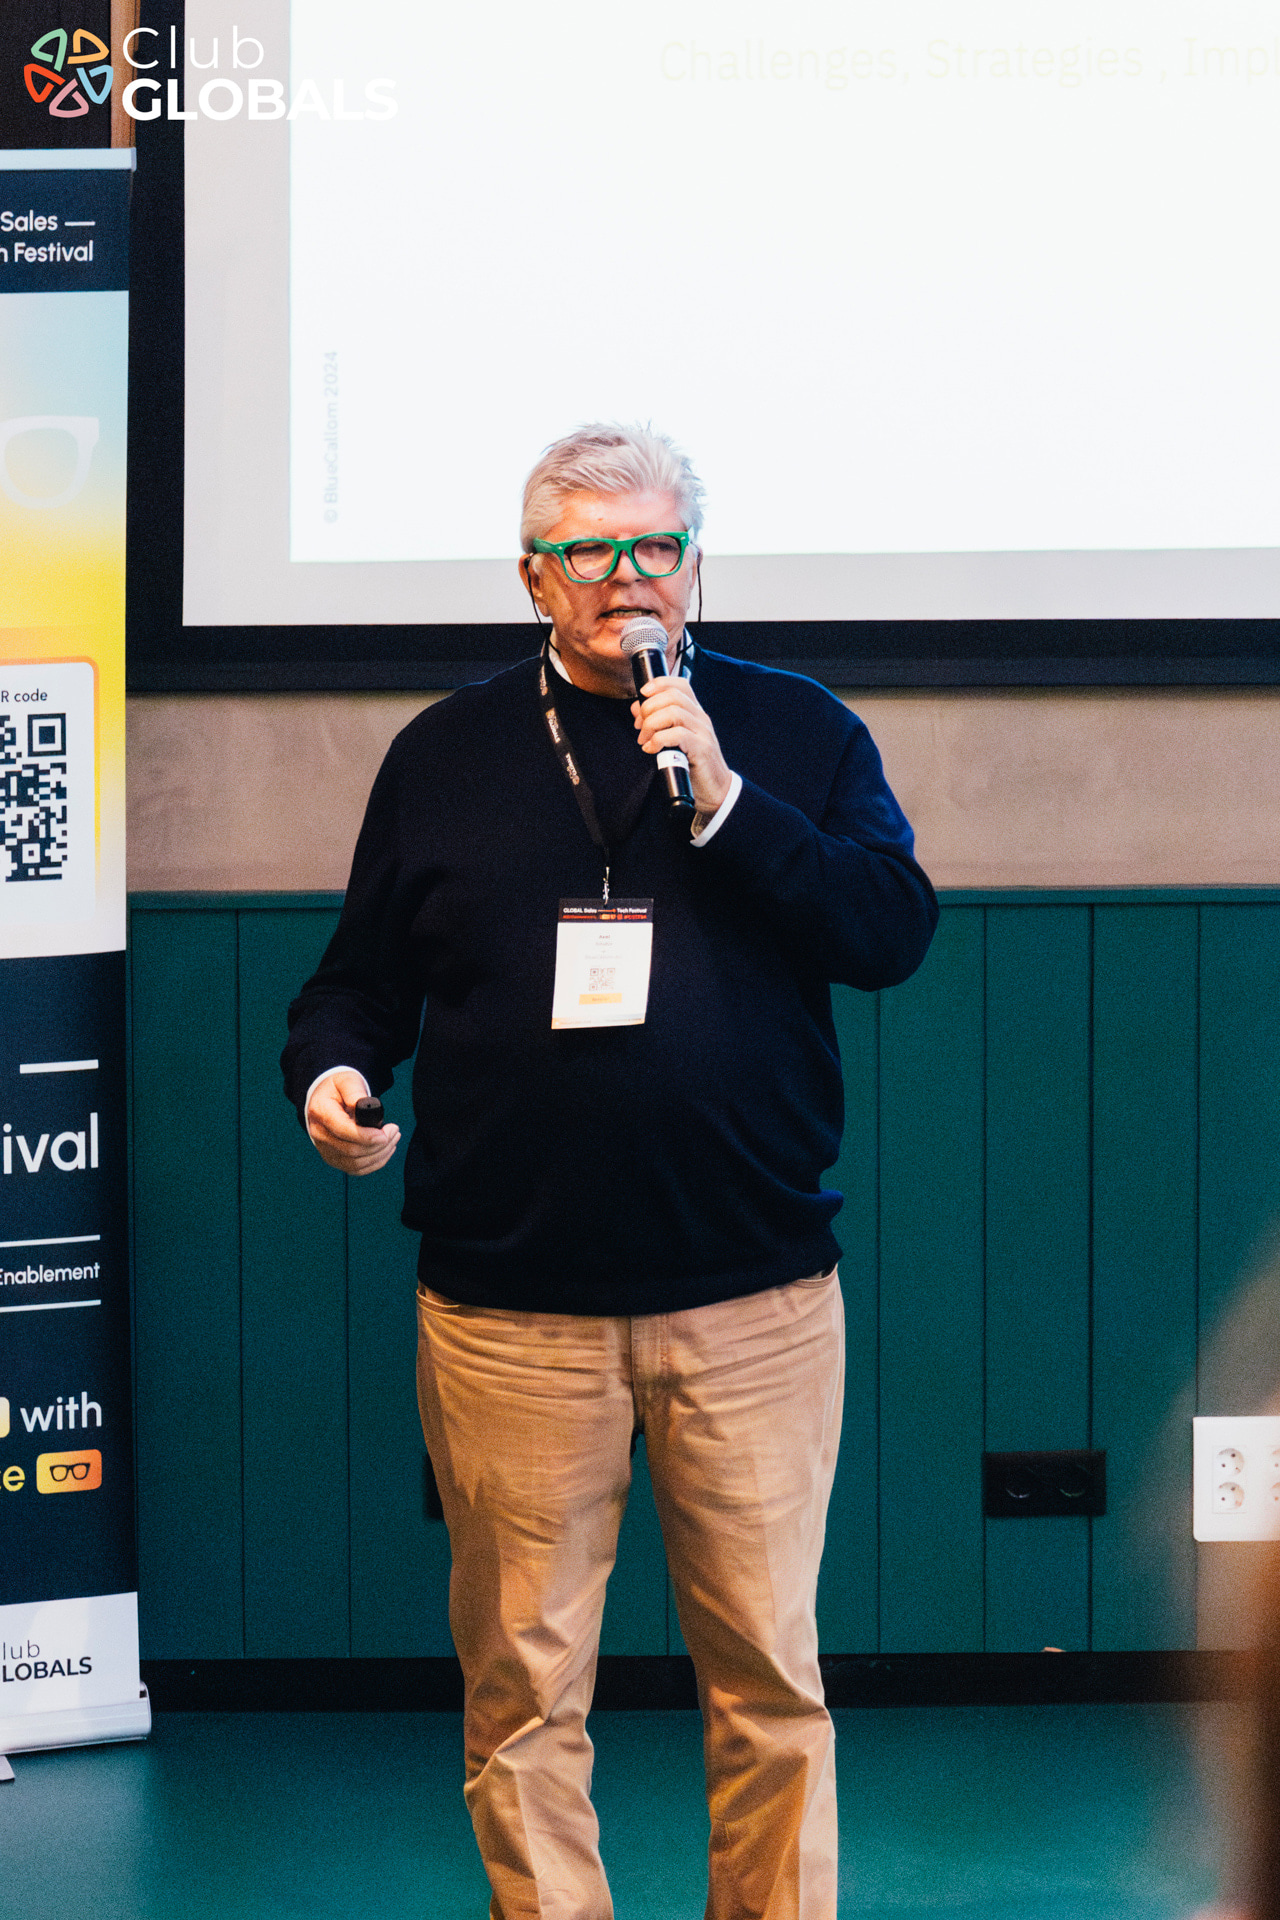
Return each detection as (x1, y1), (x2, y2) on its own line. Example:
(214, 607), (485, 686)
(537, 636), (692, 902)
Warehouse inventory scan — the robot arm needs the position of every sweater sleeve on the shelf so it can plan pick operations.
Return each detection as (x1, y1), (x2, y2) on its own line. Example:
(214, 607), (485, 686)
(695, 716), (939, 991)
(280, 739), (428, 1121)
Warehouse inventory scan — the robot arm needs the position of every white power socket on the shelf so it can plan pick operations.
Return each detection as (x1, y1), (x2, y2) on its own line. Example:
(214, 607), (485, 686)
(1193, 1416), (1280, 1541)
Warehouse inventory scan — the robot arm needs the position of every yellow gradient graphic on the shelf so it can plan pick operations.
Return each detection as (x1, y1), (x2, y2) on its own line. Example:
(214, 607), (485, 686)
(36, 1448), (102, 1493)
(1, 288), (126, 960)
(0, 1396), (8, 1439)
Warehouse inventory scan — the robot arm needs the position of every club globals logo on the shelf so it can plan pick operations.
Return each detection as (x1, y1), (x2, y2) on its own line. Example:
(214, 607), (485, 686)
(2, 1638), (93, 1682)
(120, 25), (397, 123)
(23, 28), (113, 120)
(14, 24), (397, 127)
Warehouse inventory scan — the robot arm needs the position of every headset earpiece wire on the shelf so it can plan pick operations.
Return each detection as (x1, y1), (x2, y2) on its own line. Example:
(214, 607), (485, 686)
(521, 554), (547, 629)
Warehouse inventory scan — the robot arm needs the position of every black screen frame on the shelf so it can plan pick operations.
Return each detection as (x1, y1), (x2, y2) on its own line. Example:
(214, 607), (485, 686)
(124, 0), (1280, 692)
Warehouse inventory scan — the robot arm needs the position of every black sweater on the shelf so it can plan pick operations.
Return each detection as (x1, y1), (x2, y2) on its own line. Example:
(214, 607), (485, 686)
(282, 650), (937, 1314)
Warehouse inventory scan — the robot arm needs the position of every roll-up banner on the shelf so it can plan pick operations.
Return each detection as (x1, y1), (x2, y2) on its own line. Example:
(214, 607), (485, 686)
(0, 148), (147, 1759)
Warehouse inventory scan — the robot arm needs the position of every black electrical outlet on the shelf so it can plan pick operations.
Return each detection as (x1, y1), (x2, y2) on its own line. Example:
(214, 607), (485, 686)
(983, 1450), (1106, 1518)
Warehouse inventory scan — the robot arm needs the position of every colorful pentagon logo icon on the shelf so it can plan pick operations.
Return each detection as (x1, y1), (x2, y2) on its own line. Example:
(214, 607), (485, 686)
(24, 28), (113, 119)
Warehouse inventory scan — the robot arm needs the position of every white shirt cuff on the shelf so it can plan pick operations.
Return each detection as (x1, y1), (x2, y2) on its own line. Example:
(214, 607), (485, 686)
(691, 772), (743, 847)
(304, 1066), (370, 1141)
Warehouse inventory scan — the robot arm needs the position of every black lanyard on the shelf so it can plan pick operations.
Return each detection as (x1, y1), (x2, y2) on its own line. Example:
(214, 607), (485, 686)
(537, 637), (691, 902)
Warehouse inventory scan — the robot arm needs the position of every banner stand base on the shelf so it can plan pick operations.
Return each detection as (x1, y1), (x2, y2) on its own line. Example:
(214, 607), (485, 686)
(0, 1685), (151, 1760)
(0, 1756), (13, 1782)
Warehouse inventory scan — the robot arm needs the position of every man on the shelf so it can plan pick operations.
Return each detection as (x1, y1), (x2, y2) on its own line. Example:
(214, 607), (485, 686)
(283, 424), (937, 1920)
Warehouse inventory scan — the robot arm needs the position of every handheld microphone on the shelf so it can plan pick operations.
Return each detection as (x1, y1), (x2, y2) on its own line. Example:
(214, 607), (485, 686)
(619, 617), (696, 818)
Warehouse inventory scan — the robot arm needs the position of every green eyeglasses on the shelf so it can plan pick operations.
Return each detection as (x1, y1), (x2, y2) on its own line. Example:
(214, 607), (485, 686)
(529, 529), (694, 583)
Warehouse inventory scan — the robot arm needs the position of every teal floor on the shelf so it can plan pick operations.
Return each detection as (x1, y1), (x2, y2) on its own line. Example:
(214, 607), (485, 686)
(1, 1705), (1225, 1919)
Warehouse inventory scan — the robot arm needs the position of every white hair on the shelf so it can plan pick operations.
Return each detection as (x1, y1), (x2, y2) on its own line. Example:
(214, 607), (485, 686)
(520, 423), (705, 549)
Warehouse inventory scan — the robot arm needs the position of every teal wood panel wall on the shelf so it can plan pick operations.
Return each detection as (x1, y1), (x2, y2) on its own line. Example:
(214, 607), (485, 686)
(878, 907), (985, 1653)
(131, 910), (244, 1658)
(983, 907), (1091, 1653)
(128, 891), (1280, 1660)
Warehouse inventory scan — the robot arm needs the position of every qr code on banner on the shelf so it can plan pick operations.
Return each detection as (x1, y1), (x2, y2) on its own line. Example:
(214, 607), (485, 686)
(588, 966), (616, 994)
(0, 711), (69, 883)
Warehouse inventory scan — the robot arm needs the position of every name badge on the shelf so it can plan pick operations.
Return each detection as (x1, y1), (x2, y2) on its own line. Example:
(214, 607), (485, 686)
(551, 899), (653, 1029)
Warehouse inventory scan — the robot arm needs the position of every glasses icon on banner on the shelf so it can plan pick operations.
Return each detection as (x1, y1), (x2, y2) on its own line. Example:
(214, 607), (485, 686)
(36, 1449), (102, 1493)
(0, 416), (99, 510)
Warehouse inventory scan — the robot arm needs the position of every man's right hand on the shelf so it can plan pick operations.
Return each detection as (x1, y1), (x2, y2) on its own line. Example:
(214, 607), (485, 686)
(305, 1069), (402, 1175)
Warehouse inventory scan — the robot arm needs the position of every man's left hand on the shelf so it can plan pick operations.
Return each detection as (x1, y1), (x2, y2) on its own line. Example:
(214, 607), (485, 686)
(632, 675), (733, 816)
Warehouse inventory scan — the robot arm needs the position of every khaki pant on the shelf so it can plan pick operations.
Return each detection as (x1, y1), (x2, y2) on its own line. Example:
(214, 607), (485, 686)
(416, 1270), (845, 1920)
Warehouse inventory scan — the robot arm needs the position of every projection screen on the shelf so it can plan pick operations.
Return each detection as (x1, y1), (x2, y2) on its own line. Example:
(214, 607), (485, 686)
(174, 0), (1280, 658)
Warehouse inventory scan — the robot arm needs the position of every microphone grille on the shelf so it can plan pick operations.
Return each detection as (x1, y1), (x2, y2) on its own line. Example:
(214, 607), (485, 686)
(619, 617), (670, 657)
